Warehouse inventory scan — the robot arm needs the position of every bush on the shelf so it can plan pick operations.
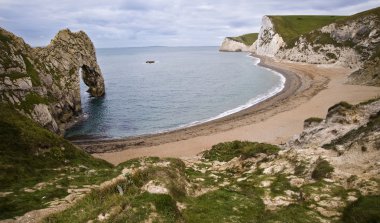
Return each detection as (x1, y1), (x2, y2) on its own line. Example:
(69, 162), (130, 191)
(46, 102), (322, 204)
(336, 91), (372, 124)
(328, 101), (353, 112)
(202, 141), (280, 162)
(326, 52), (337, 60)
(311, 158), (334, 180)
(342, 195), (380, 223)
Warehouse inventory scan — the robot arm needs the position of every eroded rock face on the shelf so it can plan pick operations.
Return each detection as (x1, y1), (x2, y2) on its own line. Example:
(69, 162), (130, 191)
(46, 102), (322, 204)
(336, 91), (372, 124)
(0, 27), (105, 133)
(219, 38), (250, 52)
(254, 16), (285, 57)
(249, 8), (380, 85)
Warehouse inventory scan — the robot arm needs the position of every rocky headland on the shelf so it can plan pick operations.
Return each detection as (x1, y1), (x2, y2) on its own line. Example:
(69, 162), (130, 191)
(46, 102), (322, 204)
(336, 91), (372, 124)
(0, 28), (105, 134)
(219, 33), (258, 52)
(221, 7), (380, 86)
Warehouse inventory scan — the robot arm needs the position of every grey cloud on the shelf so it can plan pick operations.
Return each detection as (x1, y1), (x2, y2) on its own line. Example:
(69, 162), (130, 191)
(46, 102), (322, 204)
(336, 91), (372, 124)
(0, 0), (378, 47)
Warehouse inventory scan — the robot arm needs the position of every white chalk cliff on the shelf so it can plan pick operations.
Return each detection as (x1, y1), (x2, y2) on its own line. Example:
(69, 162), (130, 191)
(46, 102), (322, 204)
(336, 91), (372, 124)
(219, 37), (250, 52)
(247, 8), (380, 85)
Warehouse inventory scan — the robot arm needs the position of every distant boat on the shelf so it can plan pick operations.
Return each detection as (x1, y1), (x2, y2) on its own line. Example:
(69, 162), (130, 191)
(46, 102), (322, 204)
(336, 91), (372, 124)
(146, 60), (155, 64)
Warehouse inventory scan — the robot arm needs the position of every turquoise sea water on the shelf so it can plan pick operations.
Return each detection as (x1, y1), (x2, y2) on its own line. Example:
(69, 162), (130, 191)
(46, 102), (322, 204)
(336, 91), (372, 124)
(65, 47), (285, 139)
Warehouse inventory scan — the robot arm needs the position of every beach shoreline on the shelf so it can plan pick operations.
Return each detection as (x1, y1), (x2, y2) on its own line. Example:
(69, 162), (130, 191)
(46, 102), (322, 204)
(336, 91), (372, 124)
(72, 55), (304, 152)
(76, 55), (380, 165)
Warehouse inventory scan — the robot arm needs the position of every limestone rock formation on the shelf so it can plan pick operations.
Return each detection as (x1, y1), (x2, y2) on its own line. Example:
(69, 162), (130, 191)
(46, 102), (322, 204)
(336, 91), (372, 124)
(253, 16), (285, 57)
(219, 37), (250, 52)
(0, 27), (105, 133)
(249, 7), (380, 85)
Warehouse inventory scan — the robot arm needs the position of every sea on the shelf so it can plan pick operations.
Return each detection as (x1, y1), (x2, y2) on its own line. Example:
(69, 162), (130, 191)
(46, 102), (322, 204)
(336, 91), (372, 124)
(65, 46), (285, 139)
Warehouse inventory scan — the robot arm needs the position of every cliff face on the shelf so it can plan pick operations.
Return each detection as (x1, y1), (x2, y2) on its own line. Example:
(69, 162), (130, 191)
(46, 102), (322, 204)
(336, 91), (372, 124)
(252, 16), (285, 57)
(0, 28), (105, 133)
(219, 37), (250, 52)
(219, 33), (258, 52)
(249, 8), (380, 85)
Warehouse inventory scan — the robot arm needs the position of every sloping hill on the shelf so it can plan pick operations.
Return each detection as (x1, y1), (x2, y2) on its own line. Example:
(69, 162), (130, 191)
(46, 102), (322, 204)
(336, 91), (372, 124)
(268, 15), (346, 48)
(0, 103), (115, 219)
(44, 100), (380, 223)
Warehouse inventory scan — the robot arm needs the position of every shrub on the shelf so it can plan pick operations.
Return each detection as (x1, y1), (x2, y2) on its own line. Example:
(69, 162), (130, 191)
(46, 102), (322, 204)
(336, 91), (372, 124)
(328, 101), (353, 112)
(202, 141), (280, 162)
(304, 117), (323, 128)
(311, 158), (334, 180)
(294, 163), (307, 176)
(326, 52), (337, 60)
(342, 195), (380, 223)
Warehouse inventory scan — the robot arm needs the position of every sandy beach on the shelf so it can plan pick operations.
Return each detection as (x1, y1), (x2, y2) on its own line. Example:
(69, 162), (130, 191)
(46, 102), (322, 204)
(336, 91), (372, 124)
(77, 56), (380, 165)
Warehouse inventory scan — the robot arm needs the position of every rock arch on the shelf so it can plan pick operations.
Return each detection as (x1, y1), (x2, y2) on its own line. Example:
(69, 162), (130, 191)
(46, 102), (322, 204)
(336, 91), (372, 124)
(0, 27), (105, 134)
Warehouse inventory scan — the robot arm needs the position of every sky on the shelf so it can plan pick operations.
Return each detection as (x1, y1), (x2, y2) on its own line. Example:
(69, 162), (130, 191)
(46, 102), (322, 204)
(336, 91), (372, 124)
(0, 0), (379, 48)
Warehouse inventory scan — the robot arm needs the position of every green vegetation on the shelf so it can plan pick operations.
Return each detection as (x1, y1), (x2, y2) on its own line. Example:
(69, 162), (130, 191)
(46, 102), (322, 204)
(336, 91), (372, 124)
(335, 6), (380, 26)
(327, 101), (354, 112)
(0, 32), (11, 43)
(202, 140), (280, 162)
(260, 204), (321, 223)
(0, 72), (28, 80)
(304, 117), (323, 123)
(326, 52), (337, 60)
(45, 158), (186, 223)
(45, 181), (183, 223)
(23, 55), (42, 86)
(0, 103), (115, 219)
(304, 117), (323, 124)
(359, 97), (380, 106)
(342, 195), (380, 223)
(0, 89), (377, 222)
(18, 92), (49, 112)
(268, 15), (346, 48)
(311, 158), (334, 180)
(305, 31), (338, 46)
(270, 174), (293, 196)
(183, 189), (264, 223)
(228, 33), (258, 46)
(294, 162), (307, 176)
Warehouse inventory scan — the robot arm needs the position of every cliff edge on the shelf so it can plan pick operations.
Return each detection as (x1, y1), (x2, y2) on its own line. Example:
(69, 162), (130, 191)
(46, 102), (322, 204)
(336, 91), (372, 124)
(221, 7), (380, 86)
(219, 33), (258, 52)
(253, 8), (380, 85)
(0, 28), (105, 133)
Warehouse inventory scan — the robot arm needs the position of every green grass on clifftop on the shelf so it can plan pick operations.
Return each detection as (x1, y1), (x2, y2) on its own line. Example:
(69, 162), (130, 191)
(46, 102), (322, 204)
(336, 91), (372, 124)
(228, 33), (258, 46)
(0, 103), (115, 219)
(268, 15), (346, 48)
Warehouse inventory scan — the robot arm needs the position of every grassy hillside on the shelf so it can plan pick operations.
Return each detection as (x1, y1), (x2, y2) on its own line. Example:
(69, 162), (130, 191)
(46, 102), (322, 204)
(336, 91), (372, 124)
(336, 6), (380, 25)
(228, 33), (258, 46)
(0, 103), (117, 219)
(43, 140), (380, 223)
(268, 15), (346, 47)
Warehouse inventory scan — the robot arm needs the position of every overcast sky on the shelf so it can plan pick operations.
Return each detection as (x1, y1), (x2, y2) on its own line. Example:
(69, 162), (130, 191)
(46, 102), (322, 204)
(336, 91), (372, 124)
(0, 0), (379, 48)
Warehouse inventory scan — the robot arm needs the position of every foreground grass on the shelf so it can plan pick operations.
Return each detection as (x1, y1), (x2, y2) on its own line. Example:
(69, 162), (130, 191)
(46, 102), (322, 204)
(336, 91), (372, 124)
(202, 140), (280, 162)
(183, 188), (264, 223)
(43, 142), (340, 223)
(1, 102), (378, 222)
(342, 195), (380, 223)
(0, 103), (116, 219)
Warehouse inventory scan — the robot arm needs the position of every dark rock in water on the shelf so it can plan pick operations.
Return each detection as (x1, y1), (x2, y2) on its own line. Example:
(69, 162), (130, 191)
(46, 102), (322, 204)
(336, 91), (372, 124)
(0, 28), (105, 134)
(146, 60), (155, 64)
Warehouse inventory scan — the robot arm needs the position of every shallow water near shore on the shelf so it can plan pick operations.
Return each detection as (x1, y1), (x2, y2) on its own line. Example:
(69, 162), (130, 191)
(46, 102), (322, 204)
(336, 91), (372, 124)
(65, 47), (284, 139)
